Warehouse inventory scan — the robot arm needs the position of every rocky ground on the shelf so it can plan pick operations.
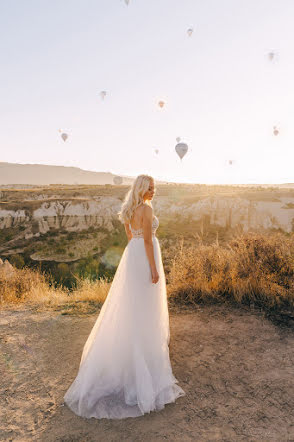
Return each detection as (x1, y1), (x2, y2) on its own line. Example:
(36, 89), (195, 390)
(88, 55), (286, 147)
(0, 304), (293, 441)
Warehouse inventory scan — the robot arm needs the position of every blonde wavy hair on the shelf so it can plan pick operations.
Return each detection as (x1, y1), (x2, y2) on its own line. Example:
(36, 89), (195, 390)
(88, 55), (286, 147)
(117, 174), (154, 224)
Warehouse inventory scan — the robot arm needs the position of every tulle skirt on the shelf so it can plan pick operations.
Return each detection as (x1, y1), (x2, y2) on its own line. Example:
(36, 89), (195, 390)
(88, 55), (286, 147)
(63, 235), (185, 419)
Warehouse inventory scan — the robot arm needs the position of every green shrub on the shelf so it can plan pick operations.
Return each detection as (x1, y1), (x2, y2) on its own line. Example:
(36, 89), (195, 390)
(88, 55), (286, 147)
(9, 254), (25, 269)
(56, 247), (66, 254)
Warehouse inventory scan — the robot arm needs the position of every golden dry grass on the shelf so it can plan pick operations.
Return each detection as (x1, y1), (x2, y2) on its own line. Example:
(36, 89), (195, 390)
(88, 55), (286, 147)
(0, 267), (110, 314)
(1, 232), (293, 316)
(167, 232), (294, 313)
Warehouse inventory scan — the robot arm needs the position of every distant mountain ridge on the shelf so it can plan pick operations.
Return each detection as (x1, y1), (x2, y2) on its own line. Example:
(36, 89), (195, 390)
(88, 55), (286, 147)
(0, 162), (134, 185)
(0, 162), (293, 187)
(233, 183), (294, 188)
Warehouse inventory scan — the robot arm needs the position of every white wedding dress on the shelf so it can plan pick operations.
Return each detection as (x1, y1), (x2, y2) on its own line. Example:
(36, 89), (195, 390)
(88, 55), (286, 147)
(63, 215), (185, 419)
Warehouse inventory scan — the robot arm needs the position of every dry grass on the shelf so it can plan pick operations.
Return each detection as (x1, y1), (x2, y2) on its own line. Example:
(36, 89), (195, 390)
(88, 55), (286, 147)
(1, 232), (294, 317)
(167, 232), (294, 313)
(0, 267), (110, 314)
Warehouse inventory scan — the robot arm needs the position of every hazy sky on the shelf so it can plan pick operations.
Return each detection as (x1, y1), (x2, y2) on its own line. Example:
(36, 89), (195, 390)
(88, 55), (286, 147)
(1, 0), (293, 184)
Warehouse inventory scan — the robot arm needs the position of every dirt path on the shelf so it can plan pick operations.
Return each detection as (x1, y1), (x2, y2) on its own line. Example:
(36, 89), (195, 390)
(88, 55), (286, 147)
(0, 304), (293, 441)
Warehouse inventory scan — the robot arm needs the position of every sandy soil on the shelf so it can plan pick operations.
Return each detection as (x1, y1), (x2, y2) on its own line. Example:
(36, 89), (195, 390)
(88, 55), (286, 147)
(0, 304), (293, 441)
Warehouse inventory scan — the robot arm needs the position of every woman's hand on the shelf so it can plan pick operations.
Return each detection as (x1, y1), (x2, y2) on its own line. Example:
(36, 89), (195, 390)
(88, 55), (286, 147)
(151, 267), (159, 284)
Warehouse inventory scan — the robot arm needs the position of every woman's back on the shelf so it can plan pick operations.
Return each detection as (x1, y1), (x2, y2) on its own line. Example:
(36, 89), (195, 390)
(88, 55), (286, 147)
(129, 203), (150, 231)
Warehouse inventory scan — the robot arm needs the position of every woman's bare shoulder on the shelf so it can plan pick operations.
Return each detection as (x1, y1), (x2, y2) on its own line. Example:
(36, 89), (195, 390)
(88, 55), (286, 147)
(142, 204), (153, 218)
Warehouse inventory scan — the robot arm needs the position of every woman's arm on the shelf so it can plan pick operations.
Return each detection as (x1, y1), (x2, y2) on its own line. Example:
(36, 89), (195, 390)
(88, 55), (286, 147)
(142, 206), (157, 271)
(124, 222), (133, 242)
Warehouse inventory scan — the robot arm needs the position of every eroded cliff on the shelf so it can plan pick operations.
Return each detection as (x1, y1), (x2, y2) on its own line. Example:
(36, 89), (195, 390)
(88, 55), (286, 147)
(0, 185), (293, 262)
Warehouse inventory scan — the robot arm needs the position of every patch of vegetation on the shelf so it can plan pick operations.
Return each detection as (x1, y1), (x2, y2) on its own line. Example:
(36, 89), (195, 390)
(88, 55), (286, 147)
(158, 215), (236, 245)
(9, 254), (25, 269)
(99, 221), (128, 252)
(1, 231), (294, 324)
(167, 231), (294, 317)
(55, 246), (66, 254)
(0, 228), (15, 244)
(66, 231), (77, 240)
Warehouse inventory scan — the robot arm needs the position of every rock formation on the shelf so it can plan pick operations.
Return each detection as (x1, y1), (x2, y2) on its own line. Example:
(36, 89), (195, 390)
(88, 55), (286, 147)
(0, 196), (293, 236)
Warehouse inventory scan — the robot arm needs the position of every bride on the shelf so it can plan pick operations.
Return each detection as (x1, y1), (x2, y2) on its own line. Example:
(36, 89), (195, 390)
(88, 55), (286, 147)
(63, 174), (186, 419)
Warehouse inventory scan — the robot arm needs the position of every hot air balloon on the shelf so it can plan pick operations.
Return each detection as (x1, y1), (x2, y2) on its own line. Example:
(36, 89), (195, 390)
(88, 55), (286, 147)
(268, 52), (275, 61)
(229, 160), (233, 165)
(113, 175), (123, 185)
(158, 100), (165, 108)
(100, 91), (107, 100)
(154, 148), (159, 155)
(176, 137), (181, 143)
(187, 28), (193, 37)
(175, 142), (188, 160)
(61, 133), (68, 142)
(273, 126), (279, 136)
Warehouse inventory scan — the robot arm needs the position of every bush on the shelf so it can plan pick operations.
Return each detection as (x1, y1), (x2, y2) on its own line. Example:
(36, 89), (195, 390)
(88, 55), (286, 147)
(75, 255), (100, 280)
(9, 254), (25, 269)
(167, 232), (294, 313)
(0, 265), (49, 304)
(67, 232), (76, 240)
(56, 247), (66, 254)
(0, 263), (110, 310)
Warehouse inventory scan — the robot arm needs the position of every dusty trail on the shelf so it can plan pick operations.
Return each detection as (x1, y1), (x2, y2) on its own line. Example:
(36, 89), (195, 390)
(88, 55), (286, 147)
(0, 304), (293, 441)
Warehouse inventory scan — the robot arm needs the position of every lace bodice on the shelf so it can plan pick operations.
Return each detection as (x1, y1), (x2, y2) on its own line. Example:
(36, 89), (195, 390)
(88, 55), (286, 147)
(129, 215), (159, 238)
